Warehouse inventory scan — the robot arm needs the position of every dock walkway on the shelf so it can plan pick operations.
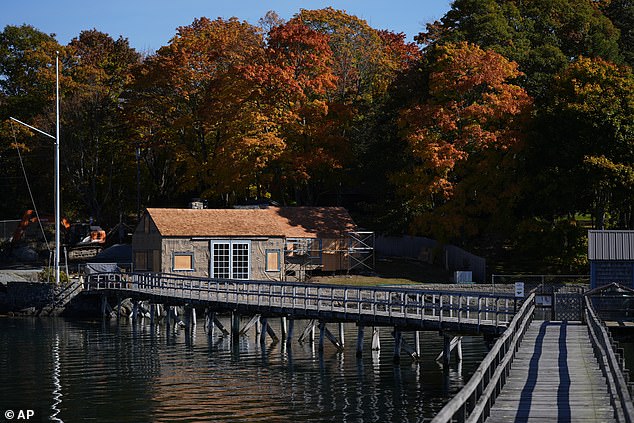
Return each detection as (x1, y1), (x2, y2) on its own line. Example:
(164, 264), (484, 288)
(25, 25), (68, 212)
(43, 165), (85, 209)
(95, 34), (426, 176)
(486, 321), (615, 422)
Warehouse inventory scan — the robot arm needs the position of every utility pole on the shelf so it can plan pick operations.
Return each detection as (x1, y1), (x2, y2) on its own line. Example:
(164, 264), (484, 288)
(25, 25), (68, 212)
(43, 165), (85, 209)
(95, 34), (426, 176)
(10, 53), (61, 285)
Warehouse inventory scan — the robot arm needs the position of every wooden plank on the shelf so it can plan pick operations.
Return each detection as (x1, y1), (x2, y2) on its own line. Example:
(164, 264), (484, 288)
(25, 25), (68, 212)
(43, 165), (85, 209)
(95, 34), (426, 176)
(486, 321), (616, 423)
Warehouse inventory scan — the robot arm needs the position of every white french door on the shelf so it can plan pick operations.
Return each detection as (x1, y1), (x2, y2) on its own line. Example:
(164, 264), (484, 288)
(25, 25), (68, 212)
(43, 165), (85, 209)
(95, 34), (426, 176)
(210, 240), (251, 280)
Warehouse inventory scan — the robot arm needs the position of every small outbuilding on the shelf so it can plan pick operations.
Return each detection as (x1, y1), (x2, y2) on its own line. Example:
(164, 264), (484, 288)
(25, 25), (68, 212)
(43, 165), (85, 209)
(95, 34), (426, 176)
(131, 207), (373, 281)
(588, 230), (634, 289)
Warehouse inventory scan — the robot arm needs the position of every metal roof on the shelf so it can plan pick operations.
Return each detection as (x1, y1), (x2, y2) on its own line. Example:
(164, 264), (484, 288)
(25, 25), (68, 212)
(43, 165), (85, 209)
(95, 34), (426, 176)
(588, 230), (634, 260)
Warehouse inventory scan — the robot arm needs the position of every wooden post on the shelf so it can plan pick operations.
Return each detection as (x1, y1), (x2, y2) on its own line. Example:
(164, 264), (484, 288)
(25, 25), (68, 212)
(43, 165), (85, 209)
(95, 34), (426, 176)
(338, 322), (345, 347)
(371, 327), (381, 351)
(165, 305), (171, 327)
(117, 296), (121, 320)
(101, 295), (107, 318)
(191, 307), (196, 326)
(393, 329), (402, 363)
(260, 317), (268, 347)
(150, 303), (156, 326)
(286, 318), (294, 348)
(183, 306), (191, 329)
(356, 325), (365, 357)
(132, 300), (139, 322)
(415, 331), (421, 357)
(443, 335), (451, 368)
(204, 308), (212, 333)
(231, 312), (240, 342)
(281, 317), (288, 341)
(456, 337), (463, 362)
(318, 322), (326, 352)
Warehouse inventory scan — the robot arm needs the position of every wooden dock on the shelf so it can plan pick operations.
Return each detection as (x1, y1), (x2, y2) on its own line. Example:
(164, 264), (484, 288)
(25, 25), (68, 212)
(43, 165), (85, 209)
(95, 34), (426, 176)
(486, 321), (615, 423)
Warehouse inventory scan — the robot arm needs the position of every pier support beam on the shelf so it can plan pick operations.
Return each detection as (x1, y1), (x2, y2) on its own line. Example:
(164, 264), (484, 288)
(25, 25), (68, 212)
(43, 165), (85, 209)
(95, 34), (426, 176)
(239, 315), (261, 336)
(371, 327), (381, 351)
(339, 323), (345, 348)
(393, 329), (403, 363)
(260, 317), (268, 347)
(281, 317), (288, 341)
(213, 315), (230, 337)
(437, 335), (463, 367)
(131, 300), (139, 322)
(298, 320), (317, 344)
(397, 333), (421, 362)
(204, 309), (215, 336)
(356, 326), (365, 357)
(100, 295), (109, 318)
(317, 322), (344, 352)
(165, 305), (171, 327)
(231, 312), (241, 342)
(149, 303), (156, 326)
(286, 318), (294, 348)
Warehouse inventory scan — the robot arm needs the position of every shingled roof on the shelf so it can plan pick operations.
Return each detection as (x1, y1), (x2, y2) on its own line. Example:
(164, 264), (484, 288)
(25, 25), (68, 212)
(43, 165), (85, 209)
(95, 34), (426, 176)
(145, 207), (356, 238)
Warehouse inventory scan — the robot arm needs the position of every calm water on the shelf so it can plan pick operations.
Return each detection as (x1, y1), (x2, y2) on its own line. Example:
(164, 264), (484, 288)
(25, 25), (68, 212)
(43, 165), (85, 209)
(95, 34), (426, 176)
(0, 316), (488, 422)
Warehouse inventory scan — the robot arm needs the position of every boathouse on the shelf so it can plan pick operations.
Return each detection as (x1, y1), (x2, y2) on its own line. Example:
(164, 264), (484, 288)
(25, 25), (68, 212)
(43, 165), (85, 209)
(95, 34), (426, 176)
(588, 230), (634, 289)
(131, 207), (373, 281)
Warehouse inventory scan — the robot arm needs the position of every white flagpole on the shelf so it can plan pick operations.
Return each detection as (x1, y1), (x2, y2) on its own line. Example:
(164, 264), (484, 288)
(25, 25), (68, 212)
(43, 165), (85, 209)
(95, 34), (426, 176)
(55, 51), (60, 286)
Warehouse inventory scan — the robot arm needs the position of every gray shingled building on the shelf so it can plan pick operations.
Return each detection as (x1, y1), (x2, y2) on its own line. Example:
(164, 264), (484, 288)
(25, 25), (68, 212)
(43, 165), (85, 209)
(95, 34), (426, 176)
(588, 230), (634, 289)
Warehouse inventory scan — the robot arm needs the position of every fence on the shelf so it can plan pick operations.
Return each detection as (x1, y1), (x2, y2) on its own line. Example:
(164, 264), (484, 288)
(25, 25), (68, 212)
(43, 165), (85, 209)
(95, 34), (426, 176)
(0, 219), (19, 242)
(375, 235), (486, 282)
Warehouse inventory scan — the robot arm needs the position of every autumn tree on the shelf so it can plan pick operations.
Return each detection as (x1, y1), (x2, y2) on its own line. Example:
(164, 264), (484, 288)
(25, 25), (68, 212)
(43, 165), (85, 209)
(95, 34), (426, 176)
(61, 29), (140, 224)
(0, 25), (64, 219)
(397, 42), (533, 241)
(126, 17), (285, 206)
(247, 19), (339, 204)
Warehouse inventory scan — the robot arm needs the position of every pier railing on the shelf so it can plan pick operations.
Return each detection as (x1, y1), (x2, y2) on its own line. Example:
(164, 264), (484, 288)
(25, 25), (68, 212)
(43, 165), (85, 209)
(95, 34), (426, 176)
(85, 273), (519, 328)
(585, 296), (634, 423)
(431, 292), (536, 423)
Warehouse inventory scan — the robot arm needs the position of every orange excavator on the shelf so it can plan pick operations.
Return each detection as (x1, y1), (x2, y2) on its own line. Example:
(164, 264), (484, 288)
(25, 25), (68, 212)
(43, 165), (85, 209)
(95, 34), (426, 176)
(11, 210), (106, 261)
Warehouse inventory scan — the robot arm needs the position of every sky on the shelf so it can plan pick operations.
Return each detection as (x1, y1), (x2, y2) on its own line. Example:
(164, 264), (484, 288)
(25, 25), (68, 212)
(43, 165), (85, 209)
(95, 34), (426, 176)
(1, 0), (453, 53)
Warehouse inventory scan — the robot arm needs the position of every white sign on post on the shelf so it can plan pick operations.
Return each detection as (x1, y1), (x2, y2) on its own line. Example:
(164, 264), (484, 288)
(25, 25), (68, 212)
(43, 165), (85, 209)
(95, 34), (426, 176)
(515, 282), (525, 298)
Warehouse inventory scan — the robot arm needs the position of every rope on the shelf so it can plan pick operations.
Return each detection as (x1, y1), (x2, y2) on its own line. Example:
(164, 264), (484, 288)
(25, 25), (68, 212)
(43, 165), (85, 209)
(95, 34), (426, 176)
(10, 121), (51, 251)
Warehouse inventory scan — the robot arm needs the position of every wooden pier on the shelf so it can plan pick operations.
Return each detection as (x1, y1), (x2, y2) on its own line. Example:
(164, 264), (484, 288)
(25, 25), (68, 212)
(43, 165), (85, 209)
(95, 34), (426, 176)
(84, 272), (518, 362)
(486, 321), (615, 422)
(432, 293), (634, 423)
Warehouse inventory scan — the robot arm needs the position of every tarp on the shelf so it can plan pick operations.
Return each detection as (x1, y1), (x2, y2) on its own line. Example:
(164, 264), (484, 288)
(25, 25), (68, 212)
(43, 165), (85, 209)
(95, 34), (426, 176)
(85, 263), (119, 275)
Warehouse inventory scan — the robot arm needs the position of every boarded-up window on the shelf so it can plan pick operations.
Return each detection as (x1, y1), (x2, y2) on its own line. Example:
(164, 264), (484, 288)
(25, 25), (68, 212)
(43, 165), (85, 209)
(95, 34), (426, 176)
(266, 250), (280, 272)
(173, 253), (193, 271)
(135, 251), (147, 270)
(153, 250), (161, 272)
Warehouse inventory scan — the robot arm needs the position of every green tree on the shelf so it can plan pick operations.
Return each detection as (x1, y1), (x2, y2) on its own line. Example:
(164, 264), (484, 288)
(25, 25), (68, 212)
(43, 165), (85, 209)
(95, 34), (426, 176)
(530, 57), (634, 228)
(418, 0), (622, 98)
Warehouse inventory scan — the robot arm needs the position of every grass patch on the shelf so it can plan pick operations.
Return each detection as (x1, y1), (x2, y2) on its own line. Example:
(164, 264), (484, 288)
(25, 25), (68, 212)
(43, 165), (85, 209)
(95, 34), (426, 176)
(310, 257), (454, 287)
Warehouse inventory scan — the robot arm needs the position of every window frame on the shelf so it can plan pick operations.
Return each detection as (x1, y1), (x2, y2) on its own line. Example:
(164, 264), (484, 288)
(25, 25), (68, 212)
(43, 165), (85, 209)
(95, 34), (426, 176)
(210, 240), (251, 280)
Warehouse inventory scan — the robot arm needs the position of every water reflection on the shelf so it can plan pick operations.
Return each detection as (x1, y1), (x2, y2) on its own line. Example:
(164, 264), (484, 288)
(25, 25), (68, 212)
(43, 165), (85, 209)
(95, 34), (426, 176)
(0, 317), (488, 422)
(51, 334), (63, 423)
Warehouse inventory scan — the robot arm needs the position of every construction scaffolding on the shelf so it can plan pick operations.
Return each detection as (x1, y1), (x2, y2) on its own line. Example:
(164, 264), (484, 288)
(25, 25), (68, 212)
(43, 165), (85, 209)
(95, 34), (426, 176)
(283, 231), (375, 282)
